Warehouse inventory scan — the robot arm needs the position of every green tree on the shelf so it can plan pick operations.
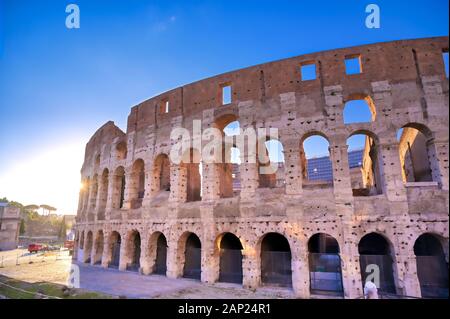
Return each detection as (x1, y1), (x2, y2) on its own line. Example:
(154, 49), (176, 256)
(59, 217), (67, 240)
(19, 219), (26, 235)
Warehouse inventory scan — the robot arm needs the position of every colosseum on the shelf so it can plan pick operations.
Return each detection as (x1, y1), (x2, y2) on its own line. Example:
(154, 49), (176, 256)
(73, 36), (449, 299)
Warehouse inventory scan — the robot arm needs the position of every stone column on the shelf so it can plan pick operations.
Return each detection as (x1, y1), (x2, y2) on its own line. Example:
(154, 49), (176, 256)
(292, 250), (310, 299)
(101, 233), (111, 268)
(282, 138), (303, 196)
(340, 233), (363, 299)
(142, 165), (153, 207)
(329, 142), (354, 220)
(166, 236), (182, 278)
(169, 163), (186, 203)
(105, 172), (115, 219)
(242, 248), (259, 290)
(430, 140), (449, 191)
(118, 233), (128, 271)
(395, 254), (422, 297)
(122, 169), (134, 210)
(139, 233), (151, 275)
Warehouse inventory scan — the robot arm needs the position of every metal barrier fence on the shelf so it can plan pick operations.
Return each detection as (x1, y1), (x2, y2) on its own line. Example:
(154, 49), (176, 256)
(359, 254), (396, 294)
(416, 255), (449, 298)
(219, 249), (243, 284)
(183, 247), (201, 280)
(309, 253), (343, 294)
(261, 250), (292, 287)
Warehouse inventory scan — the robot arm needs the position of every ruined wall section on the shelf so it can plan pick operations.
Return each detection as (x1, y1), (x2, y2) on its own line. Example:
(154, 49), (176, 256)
(75, 37), (449, 299)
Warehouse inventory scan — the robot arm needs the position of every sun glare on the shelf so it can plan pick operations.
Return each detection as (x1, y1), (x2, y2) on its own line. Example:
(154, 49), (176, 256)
(0, 142), (85, 214)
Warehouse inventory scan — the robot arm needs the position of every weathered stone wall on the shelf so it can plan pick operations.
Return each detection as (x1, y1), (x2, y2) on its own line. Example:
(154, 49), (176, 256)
(0, 205), (20, 251)
(74, 37), (449, 298)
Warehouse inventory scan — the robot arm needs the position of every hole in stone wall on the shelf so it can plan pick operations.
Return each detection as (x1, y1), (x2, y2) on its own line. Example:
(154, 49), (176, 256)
(301, 135), (333, 184)
(300, 62), (317, 81)
(343, 97), (376, 124)
(443, 50), (449, 78)
(397, 124), (436, 183)
(347, 133), (382, 196)
(345, 55), (362, 75)
(258, 139), (285, 188)
(221, 84), (232, 105)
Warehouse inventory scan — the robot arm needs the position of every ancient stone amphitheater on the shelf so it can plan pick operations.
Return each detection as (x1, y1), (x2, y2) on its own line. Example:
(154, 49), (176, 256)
(74, 36), (449, 299)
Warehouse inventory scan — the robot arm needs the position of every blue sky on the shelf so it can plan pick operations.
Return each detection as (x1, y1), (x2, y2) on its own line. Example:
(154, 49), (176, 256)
(0, 0), (448, 213)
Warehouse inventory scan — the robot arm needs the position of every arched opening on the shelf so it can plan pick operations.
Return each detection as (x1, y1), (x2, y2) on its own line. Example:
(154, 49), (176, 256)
(153, 154), (171, 192)
(260, 233), (292, 287)
(126, 231), (141, 272)
(154, 233), (168, 275)
(183, 233), (202, 280)
(358, 233), (396, 294)
(347, 132), (382, 196)
(214, 115), (241, 198)
(93, 230), (104, 265)
(98, 169), (109, 220)
(218, 233), (243, 284)
(130, 159), (145, 209)
(108, 231), (121, 269)
(112, 167), (126, 209)
(301, 134), (333, 185)
(84, 231), (93, 263)
(414, 233), (449, 298)
(90, 174), (98, 212)
(398, 124), (438, 184)
(79, 231), (85, 249)
(94, 154), (101, 169)
(343, 96), (376, 124)
(308, 233), (343, 295)
(258, 138), (285, 188)
(181, 149), (202, 202)
(116, 141), (127, 160)
(83, 178), (90, 214)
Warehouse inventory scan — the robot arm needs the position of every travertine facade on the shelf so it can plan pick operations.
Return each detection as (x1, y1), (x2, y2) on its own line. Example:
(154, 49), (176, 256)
(74, 37), (449, 298)
(0, 204), (20, 251)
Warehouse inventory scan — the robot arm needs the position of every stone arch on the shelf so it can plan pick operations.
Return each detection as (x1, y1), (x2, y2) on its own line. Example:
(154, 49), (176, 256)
(152, 154), (171, 194)
(177, 231), (202, 280)
(213, 114), (240, 198)
(258, 232), (292, 287)
(107, 231), (121, 268)
(308, 233), (343, 295)
(347, 130), (383, 196)
(112, 166), (126, 209)
(414, 233), (449, 298)
(79, 230), (85, 249)
(214, 232), (244, 284)
(397, 122), (440, 184)
(123, 229), (142, 272)
(147, 231), (168, 275)
(115, 141), (127, 160)
(83, 177), (91, 214)
(343, 94), (376, 124)
(129, 159), (146, 209)
(300, 132), (333, 184)
(92, 230), (104, 265)
(181, 148), (202, 202)
(358, 232), (397, 294)
(257, 135), (285, 189)
(89, 174), (99, 211)
(84, 231), (93, 263)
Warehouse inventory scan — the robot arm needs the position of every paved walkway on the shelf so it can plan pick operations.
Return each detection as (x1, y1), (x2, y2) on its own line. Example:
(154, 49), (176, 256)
(76, 262), (294, 299)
